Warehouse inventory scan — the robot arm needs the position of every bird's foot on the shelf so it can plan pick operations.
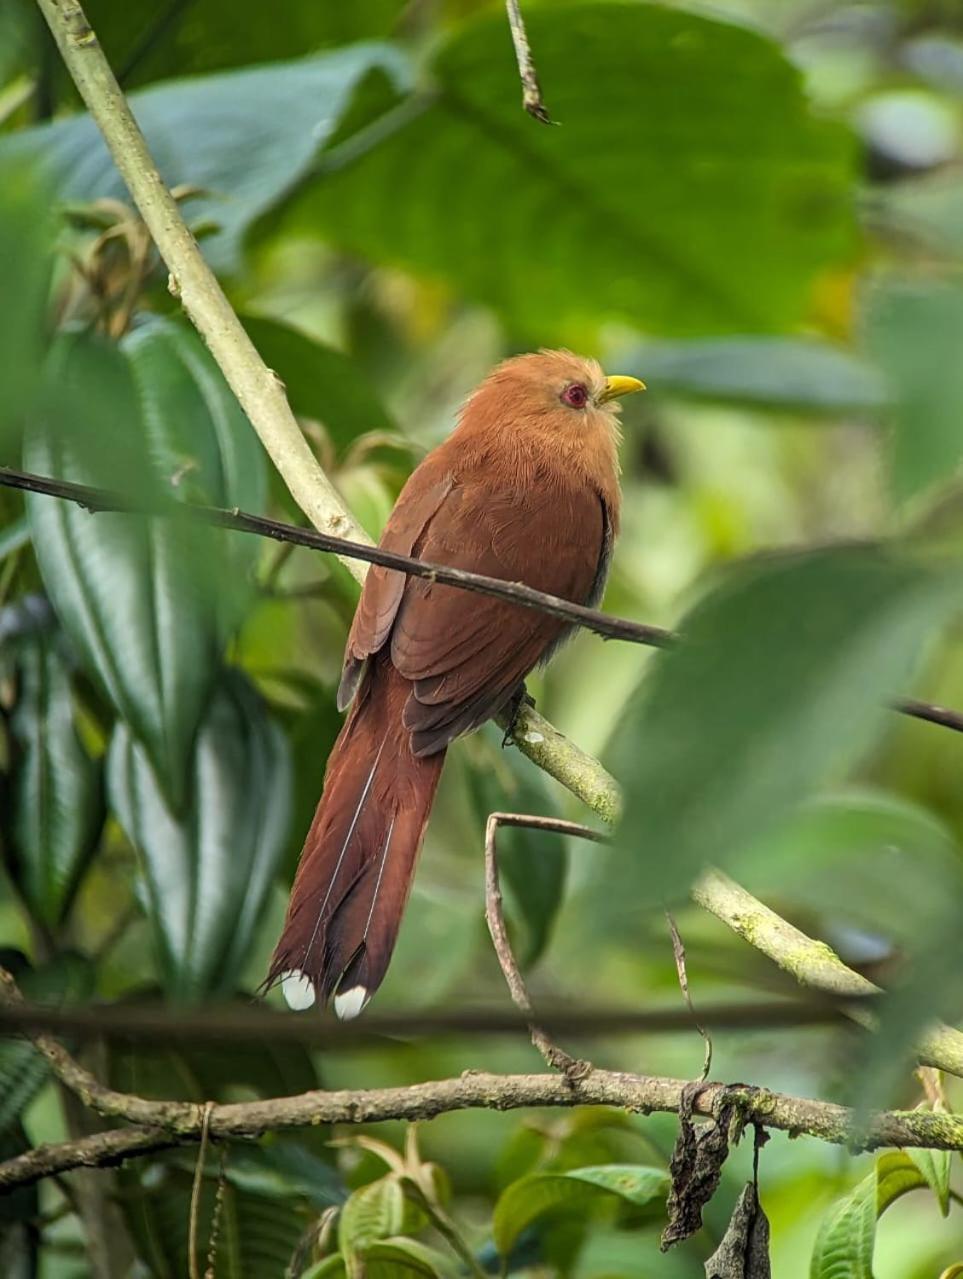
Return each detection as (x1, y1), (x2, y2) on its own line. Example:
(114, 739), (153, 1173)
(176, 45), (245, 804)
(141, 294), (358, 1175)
(502, 685), (536, 749)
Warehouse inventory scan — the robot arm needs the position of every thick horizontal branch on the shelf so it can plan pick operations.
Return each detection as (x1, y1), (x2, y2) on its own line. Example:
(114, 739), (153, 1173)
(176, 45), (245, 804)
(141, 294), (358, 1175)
(3, 1065), (963, 1193)
(1, 466), (959, 745)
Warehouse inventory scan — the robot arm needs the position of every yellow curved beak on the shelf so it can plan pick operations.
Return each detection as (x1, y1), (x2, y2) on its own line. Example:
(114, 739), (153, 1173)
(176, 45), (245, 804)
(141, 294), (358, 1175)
(599, 375), (646, 403)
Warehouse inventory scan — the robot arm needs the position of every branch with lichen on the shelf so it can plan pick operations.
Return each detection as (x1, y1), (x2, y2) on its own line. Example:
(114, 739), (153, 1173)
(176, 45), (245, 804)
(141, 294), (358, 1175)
(2, 956), (963, 1193)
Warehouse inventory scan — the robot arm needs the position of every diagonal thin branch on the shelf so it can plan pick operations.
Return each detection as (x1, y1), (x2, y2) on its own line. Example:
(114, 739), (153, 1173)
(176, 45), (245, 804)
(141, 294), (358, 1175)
(484, 812), (601, 1077)
(2, 465), (961, 749)
(692, 868), (963, 1077)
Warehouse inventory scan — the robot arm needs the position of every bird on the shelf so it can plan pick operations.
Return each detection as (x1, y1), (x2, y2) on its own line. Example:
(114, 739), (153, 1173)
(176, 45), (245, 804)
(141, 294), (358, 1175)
(267, 350), (643, 1019)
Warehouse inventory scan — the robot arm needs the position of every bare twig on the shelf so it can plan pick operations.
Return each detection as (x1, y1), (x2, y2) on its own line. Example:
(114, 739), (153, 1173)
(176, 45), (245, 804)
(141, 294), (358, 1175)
(484, 813), (603, 1077)
(665, 912), (712, 1081)
(0, 465), (672, 650)
(505, 0), (553, 123)
(0, 997), (853, 1044)
(188, 1102), (214, 1279)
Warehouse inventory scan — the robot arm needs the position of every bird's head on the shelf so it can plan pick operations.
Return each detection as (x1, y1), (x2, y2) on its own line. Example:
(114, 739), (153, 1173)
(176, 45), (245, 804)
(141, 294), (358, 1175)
(462, 349), (644, 441)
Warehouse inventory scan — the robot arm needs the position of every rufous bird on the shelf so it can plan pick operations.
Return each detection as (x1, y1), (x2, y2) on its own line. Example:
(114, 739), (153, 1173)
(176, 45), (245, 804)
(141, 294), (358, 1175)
(268, 351), (643, 1018)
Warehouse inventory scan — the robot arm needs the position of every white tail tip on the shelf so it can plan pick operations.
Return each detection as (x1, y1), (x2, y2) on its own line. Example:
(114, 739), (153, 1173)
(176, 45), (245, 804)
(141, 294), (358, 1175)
(334, 985), (369, 1021)
(280, 969), (316, 1011)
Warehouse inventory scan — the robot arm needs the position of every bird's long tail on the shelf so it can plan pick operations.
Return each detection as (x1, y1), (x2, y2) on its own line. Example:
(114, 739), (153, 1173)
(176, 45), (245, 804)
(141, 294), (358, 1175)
(267, 656), (444, 1019)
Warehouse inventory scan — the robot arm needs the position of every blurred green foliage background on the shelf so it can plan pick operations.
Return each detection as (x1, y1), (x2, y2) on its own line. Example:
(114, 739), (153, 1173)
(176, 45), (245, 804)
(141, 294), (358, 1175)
(2, 0), (963, 1274)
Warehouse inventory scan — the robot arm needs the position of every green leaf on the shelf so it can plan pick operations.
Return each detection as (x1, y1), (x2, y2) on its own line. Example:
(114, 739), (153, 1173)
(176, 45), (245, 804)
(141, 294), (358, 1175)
(242, 315), (396, 454)
(25, 325), (263, 808)
(606, 548), (958, 915)
(363, 1237), (454, 1278)
(810, 1153), (927, 1279)
(25, 335), (217, 808)
(908, 1141), (951, 1218)
(83, 0), (402, 88)
(2, 45), (410, 272)
(338, 1178), (406, 1258)
(623, 338), (885, 415)
(2, 627), (105, 928)
(118, 1155), (312, 1279)
(107, 670), (292, 1000)
(865, 281), (963, 502)
(301, 1259), (348, 1279)
(0, 155), (54, 456)
(493, 1164), (668, 1257)
(298, 4), (855, 338)
(122, 315), (266, 641)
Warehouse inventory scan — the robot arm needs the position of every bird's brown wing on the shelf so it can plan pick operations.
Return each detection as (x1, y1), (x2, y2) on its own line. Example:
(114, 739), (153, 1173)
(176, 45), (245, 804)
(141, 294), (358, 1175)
(389, 477), (606, 756)
(337, 460), (454, 710)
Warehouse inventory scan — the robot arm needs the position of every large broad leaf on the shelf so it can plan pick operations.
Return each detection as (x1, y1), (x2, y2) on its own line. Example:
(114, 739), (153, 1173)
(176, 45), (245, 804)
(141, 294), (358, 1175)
(864, 281), (963, 503)
(606, 548), (959, 916)
(0, 155), (54, 456)
(242, 315), (396, 454)
(118, 1153), (313, 1279)
(25, 325), (263, 808)
(84, 0), (402, 87)
(621, 338), (885, 415)
(810, 1153), (927, 1279)
(2, 626), (104, 929)
(296, 3), (856, 338)
(107, 670), (292, 1001)
(493, 1164), (668, 1257)
(122, 315), (266, 641)
(1, 45), (410, 272)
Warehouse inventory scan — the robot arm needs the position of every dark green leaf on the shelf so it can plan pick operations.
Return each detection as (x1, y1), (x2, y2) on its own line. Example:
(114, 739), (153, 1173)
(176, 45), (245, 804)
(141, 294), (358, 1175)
(3, 628), (104, 927)
(2, 45), (410, 272)
(25, 334), (220, 808)
(107, 670), (292, 1000)
(242, 315), (396, 454)
(626, 338), (885, 415)
(118, 1155), (312, 1279)
(0, 155), (54, 456)
(606, 548), (958, 915)
(122, 314), (266, 641)
(86, 0), (402, 87)
(25, 324), (264, 808)
(493, 1164), (668, 1256)
(363, 1237), (454, 1277)
(299, 4), (855, 338)
(865, 281), (963, 502)
(0, 1123), (39, 1277)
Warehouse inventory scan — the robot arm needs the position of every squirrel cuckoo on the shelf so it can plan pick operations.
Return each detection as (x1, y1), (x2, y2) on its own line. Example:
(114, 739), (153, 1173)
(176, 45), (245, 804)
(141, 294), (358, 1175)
(268, 350), (643, 1018)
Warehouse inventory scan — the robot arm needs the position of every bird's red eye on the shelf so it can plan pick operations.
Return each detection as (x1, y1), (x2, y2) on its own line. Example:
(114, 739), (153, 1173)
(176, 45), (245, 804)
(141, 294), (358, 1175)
(562, 382), (589, 408)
